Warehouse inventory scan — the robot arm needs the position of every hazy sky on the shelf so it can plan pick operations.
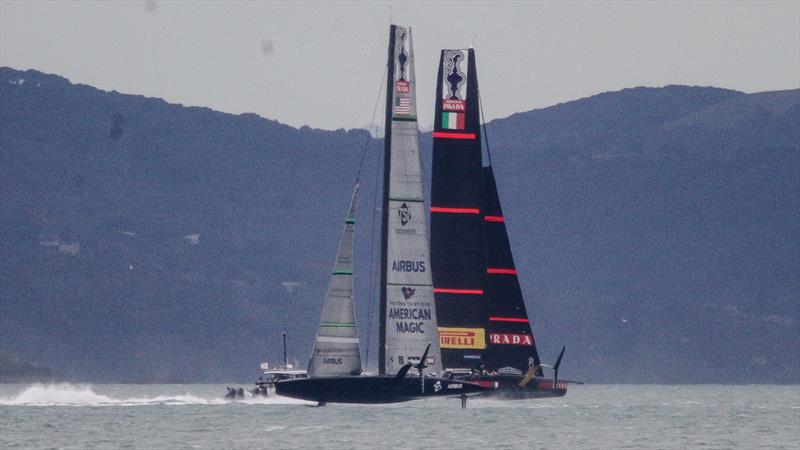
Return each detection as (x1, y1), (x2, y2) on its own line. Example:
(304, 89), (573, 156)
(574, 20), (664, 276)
(1, 1), (798, 130)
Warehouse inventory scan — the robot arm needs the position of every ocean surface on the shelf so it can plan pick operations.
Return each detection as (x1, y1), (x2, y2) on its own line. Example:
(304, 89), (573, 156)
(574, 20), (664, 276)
(1, 383), (798, 449)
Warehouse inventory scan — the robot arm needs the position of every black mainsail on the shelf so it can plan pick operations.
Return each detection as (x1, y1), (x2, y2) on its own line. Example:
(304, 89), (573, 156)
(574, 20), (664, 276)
(430, 48), (567, 398)
(430, 49), (488, 371)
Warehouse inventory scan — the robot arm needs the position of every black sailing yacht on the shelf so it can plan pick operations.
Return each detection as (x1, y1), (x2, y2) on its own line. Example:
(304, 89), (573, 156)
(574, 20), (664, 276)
(430, 48), (570, 399)
(276, 26), (489, 406)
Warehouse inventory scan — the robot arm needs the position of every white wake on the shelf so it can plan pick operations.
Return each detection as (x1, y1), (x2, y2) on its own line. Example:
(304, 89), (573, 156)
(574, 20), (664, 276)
(0, 383), (309, 407)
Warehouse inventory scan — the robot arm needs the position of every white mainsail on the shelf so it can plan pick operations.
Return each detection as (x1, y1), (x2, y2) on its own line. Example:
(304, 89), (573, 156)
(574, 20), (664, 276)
(381, 25), (444, 375)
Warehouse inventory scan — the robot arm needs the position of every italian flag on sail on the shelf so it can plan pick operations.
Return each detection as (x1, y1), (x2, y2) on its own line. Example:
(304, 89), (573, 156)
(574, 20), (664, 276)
(441, 111), (465, 130)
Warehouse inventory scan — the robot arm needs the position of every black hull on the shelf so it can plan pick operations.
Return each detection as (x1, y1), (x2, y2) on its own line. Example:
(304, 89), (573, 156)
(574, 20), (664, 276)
(276, 375), (488, 404)
(469, 375), (567, 399)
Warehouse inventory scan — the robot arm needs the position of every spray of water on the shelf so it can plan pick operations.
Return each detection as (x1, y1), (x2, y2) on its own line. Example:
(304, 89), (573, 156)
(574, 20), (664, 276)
(0, 383), (311, 407)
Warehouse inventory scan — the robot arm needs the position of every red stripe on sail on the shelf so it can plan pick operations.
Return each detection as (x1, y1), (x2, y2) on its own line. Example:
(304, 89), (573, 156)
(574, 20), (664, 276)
(430, 207), (481, 214)
(489, 317), (529, 323)
(487, 268), (517, 275)
(432, 132), (477, 139)
(434, 288), (484, 295)
(484, 216), (505, 222)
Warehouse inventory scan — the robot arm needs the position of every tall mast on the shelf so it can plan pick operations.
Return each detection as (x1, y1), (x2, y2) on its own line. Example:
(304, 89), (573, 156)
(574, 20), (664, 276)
(283, 332), (288, 368)
(378, 25), (396, 375)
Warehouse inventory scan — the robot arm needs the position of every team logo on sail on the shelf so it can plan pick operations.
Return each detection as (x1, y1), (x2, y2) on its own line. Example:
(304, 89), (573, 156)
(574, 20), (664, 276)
(438, 327), (486, 349)
(394, 201), (416, 235)
(391, 260), (425, 272)
(441, 49), (467, 130)
(389, 307), (431, 334)
(395, 80), (409, 94)
(394, 29), (411, 96)
(442, 50), (466, 101)
(489, 333), (534, 346)
(397, 29), (408, 82)
(401, 286), (415, 300)
(398, 202), (411, 226)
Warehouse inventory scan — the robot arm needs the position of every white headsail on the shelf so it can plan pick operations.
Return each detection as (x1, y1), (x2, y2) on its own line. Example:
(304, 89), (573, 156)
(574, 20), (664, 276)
(308, 185), (362, 377)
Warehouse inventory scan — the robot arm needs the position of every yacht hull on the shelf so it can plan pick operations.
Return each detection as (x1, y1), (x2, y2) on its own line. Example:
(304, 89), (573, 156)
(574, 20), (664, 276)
(276, 375), (488, 404)
(470, 375), (567, 399)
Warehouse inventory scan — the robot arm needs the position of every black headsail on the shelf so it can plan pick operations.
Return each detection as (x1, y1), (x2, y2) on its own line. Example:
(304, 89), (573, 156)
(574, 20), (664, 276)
(482, 167), (542, 375)
(430, 49), (487, 370)
(431, 49), (543, 375)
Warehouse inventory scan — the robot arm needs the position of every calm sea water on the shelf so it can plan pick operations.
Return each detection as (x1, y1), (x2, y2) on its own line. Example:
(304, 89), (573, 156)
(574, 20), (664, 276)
(1, 383), (798, 449)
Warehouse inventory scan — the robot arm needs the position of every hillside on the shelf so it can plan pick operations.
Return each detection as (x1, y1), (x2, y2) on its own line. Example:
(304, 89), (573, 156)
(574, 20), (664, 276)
(0, 347), (55, 382)
(472, 86), (799, 383)
(1, 67), (797, 383)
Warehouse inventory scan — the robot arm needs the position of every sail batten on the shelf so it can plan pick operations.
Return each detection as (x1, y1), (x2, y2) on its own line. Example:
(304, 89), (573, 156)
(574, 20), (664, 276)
(307, 186), (362, 377)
